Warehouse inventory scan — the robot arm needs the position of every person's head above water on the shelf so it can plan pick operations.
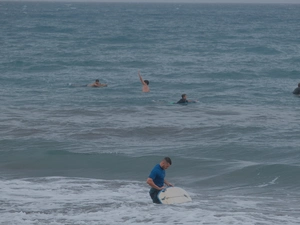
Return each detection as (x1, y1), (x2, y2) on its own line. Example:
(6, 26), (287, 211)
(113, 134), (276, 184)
(144, 80), (149, 85)
(95, 79), (99, 83)
(181, 94), (187, 99)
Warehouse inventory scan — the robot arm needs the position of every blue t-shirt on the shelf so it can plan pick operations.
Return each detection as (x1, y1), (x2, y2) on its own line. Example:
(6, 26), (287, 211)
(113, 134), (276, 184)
(148, 164), (165, 187)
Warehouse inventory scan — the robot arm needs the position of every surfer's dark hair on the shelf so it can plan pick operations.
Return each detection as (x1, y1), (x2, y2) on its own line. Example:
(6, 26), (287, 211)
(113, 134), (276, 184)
(164, 157), (172, 165)
(96, 79), (99, 82)
(181, 94), (186, 98)
(144, 80), (149, 85)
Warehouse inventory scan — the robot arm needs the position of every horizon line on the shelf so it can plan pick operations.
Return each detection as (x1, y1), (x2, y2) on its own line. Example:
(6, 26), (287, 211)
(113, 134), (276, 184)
(1, 0), (300, 4)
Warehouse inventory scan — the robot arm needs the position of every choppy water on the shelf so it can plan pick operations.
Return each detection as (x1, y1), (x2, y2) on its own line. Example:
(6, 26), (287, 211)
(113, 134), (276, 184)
(0, 2), (300, 225)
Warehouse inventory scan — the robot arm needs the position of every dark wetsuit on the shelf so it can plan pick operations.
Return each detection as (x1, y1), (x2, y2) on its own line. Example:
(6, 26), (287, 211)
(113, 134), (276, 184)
(293, 87), (300, 95)
(177, 98), (188, 104)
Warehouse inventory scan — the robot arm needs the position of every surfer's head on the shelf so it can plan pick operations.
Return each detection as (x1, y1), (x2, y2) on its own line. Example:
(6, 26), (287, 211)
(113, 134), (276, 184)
(181, 94), (187, 99)
(161, 157), (172, 170)
(144, 80), (149, 85)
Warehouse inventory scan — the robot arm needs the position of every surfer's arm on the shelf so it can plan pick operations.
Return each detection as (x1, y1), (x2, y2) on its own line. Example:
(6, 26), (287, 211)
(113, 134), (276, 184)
(138, 71), (146, 85)
(90, 83), (98, 87)
(147, 178), (164, 190)
(164, 179), (173, 187)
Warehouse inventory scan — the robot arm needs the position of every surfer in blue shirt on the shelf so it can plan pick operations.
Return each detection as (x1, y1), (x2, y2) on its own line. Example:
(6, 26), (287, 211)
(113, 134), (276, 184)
(177, 94), (197, 104)
(146, 157), (173, 204)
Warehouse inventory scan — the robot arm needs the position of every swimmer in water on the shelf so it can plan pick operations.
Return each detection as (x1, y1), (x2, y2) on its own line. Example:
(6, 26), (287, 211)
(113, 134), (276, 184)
(88, 79), (107, 87)
(138, 71), (149, 92)
(292, 82), (300, 95)
(177, 94), (197, 104)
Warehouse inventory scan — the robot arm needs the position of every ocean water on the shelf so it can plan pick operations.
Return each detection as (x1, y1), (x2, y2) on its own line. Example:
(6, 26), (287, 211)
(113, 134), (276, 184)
(1, 2), (300, 224)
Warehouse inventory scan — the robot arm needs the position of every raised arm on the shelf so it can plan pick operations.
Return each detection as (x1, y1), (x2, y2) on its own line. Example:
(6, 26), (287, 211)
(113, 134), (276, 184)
(138, 71), (146, 85)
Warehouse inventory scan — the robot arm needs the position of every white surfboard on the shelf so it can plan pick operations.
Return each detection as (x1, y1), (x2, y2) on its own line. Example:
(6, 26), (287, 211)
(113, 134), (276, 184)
(158, 187), (192, 204)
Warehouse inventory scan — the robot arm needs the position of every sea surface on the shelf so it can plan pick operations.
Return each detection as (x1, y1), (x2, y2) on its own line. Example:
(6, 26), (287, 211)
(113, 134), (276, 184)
(1, 2), (300, 225)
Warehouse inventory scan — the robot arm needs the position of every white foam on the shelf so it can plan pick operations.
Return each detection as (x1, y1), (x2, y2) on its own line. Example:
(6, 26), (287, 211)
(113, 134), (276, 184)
(257, 176), (280, 188)
(0, 177), (299, 225)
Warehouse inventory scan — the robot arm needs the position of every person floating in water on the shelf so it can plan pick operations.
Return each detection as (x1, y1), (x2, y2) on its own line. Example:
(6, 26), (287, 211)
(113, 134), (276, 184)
(177, 94), (197, 104)
(88, 79), (107, 87)
(293, 83), (300, 95)
(138, 71), (149, 92)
